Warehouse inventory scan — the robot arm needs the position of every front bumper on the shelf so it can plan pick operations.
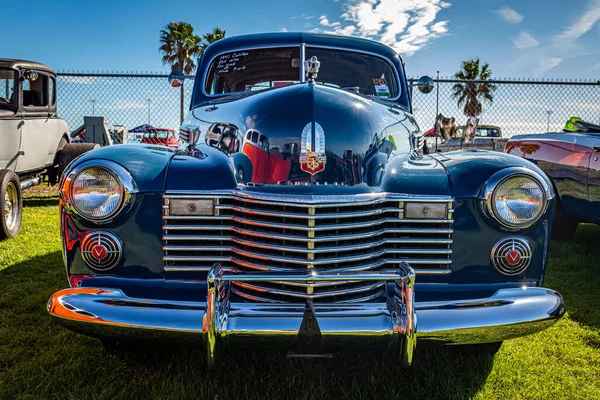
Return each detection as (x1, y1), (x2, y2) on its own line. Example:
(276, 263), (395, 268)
(48, 265), (564, 366)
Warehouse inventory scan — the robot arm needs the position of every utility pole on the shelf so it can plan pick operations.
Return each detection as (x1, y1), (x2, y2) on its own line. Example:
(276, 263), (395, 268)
(435, 71), (440, 152)
(546, 110), (553, 132)
(146, 98), (151, 125)
(90, 99), (96, 115)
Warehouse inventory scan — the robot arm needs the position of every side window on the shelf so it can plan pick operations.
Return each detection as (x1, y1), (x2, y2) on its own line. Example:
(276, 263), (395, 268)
(22, 73), (48, 107)
(48, 77), (55, 106)
(251, 131), (259, 143)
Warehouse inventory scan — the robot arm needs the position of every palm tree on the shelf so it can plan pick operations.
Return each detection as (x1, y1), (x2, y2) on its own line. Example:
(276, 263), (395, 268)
(452, 58), (496, 118)
(202, 27), (226, 50)
(159, 22), (202, 123)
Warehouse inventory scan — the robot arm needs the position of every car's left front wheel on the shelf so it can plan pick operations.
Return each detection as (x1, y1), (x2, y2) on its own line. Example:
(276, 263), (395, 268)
(0, 170), (23, 240)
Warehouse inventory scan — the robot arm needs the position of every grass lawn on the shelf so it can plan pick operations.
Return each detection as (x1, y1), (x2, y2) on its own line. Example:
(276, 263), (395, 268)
(0, 186), (599, 400)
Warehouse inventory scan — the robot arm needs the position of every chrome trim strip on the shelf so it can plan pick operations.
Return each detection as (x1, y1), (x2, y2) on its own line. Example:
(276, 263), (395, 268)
(163, 218), (453, 232)
(164, 247), (452, 265)
(163, 254), (452, 266)
(216, 204), (403, 219)
(164, 191), (453, 204)
(162, 265), (451, 275)
(163, 240), (452, 255)
(233, 281), (386, 299)
(163, 232), (452, 244)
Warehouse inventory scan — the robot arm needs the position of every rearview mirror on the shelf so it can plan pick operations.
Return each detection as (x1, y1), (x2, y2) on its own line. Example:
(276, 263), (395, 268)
(168, 70), (186, 88)
(416, 76), (434, 94)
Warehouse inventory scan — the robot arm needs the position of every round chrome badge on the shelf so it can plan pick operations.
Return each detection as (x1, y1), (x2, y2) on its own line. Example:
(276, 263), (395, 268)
(491, 236), (532, 276)
(81, 231), (123, 271)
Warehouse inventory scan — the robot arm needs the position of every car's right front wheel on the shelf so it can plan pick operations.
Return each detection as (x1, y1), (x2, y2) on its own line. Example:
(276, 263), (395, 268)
(0, 170), (23, 240)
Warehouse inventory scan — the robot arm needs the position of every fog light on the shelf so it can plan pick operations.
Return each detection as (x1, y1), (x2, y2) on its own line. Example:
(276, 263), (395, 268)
(405, 202), (448, 219)
(169, 199), (215, 216)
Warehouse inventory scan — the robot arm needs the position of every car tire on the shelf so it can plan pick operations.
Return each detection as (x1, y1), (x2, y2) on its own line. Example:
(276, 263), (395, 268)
(0, 170), (23, 240)
(57, 143), (100, 180)
(552, 198), (578, 240)
(47, 137), (69, 185)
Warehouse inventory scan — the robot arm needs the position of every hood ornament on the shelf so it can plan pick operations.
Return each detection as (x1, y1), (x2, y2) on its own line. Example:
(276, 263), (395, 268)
(300, 122), (326, 175)
(305, 56), (320, 82)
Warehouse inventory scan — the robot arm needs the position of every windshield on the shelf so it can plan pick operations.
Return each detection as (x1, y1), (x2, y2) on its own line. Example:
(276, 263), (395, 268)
(204, 46), (399, 98)
(0, 68), (16, 108)
(205, 47), (301, 94)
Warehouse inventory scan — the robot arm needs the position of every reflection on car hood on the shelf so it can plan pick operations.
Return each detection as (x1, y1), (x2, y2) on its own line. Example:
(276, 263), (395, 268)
(186, 83), (420, 189)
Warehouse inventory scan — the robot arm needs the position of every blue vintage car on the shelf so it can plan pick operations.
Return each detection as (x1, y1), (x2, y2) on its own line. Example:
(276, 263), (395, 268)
(48, 33), (564, 367)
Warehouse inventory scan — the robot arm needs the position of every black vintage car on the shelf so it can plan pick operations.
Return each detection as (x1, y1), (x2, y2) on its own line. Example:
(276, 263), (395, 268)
(48, 33), (564, 367)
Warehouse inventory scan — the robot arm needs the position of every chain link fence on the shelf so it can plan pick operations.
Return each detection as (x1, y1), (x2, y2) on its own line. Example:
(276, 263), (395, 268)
(409, 77), (600, 137)
(56, 72), (600, 144)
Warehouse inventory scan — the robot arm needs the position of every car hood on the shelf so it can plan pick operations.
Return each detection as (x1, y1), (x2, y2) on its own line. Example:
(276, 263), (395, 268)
(166, 83), (450, 195)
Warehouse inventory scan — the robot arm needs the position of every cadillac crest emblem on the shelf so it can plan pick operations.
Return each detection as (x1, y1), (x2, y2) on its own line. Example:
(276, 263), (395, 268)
(300, 122), (326, 175)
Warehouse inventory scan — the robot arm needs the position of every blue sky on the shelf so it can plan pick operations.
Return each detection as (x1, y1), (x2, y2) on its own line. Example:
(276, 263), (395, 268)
(2, 0), (600, 78)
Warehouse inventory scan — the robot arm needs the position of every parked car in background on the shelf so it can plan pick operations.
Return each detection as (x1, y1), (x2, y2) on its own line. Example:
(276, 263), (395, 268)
(140, 127), (178, 148)
(48, 33), (564, 368)
(427, 124), (507, 153)
(506, 120), (600, 239)
(0, 59), (96, 240)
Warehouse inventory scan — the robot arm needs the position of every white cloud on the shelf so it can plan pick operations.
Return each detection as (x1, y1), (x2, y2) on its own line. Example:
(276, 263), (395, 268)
(315, 0), (450, 56)
(280, 28), (288, 32)
(537, 57), (563, 73)
(513, 32), (539, 50)
(555, 0), (600, 44)
(592, 62), (600, 70)
(495, 6), (523, 23)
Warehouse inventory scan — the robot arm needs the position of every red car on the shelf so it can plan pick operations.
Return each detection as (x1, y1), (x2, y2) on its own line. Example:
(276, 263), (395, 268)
(140, 128), (178, 148)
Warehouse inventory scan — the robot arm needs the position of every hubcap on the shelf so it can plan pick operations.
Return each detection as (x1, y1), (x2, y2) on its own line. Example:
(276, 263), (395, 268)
(4, 182), (18, 230)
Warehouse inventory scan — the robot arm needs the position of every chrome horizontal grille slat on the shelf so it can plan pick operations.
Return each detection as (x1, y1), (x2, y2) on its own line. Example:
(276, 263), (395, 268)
(163, 231), (452, 244)
(232, 281), (386, 299)
(163, 192), (454, 303)
(217, 204), (403, 219)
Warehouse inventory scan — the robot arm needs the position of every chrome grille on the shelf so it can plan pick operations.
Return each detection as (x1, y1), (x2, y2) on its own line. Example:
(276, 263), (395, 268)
(163, 192), (453, 303)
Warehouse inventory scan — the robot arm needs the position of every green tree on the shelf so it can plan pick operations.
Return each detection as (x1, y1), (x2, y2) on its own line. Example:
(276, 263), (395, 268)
(159, 21), (202, 74)
(452, 58), (496, 117)
(202, 27), (226, 50)
(159, 22), (203, 123)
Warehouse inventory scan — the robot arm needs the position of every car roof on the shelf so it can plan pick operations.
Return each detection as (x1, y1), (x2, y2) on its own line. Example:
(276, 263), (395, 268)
(201, 32), (402, 64)
(0, 58), (56, 75)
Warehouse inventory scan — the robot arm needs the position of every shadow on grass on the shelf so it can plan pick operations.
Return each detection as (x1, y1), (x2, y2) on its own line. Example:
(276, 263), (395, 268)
(546, 224), (600, 331)
(0, 251), (497, 400)
(22, 195), (59, 208)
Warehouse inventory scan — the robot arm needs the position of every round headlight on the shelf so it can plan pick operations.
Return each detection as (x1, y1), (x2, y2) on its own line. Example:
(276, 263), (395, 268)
(488, 174), (547, 229)
(70, 167), (124, 221)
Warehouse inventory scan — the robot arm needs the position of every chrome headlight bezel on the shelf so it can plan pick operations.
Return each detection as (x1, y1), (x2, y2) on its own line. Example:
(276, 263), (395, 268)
(481, 167), (553, 231)
(61, 160), (137, 223)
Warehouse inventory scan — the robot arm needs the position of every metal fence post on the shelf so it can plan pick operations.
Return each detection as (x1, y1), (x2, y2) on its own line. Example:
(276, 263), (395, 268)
(180, 83), (184, 125)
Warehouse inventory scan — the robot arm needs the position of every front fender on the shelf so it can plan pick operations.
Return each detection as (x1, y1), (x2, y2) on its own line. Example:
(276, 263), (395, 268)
(166, 145), (238, 191)
(431, 150), (553, 198)
(68, 144), (175, 192)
